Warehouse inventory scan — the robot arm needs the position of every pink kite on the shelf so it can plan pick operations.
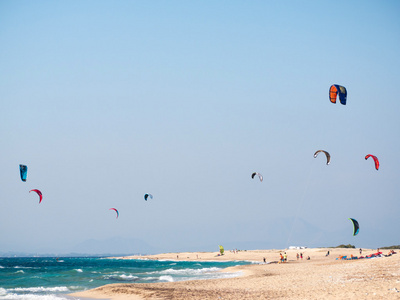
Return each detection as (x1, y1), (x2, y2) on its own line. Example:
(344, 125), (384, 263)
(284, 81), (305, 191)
(109, 208), (119, 219)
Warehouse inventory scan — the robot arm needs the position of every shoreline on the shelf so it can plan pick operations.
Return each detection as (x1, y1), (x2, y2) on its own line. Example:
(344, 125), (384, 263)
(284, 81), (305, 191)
(70, 248), (400, 299)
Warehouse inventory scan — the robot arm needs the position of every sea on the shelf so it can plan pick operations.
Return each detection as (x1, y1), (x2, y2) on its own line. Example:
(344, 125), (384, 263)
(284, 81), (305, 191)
(0, 256), (250, 299)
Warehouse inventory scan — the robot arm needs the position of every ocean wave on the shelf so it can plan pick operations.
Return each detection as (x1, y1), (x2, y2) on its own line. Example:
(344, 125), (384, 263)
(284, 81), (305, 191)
(147, 267), (222, 276)
(0, 286), (70, 300)
(74, 269), (83, 273)
(141, 276), (160, 282)
(0, 294), (68, 300)
(103, 274), (139, 281)
(159, 275), (174, 282)
(5, 287), (69, 293)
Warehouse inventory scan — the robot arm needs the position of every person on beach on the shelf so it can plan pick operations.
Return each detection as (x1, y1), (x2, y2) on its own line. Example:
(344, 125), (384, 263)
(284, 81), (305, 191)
(359, 248), (362, 255)
(284, 252), (287, 262)
(326, 250), (330, 256)
(297, 253), (299, 260)
(300, 253), (303, 260)
(263, 257), (266, 263)
(280, 253), (284, 263)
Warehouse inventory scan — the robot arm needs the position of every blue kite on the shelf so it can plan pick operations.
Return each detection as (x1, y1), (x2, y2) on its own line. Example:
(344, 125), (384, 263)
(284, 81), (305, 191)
(19, 164), (28, 182)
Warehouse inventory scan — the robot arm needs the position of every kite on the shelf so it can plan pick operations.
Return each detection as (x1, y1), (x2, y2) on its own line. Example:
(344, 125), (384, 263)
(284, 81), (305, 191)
(29, 189), (43, 203)
(329, 84), (347, 105)
(349, 218), (359, 236)
(144, 193), (153, 201)
(19, 164), (28, 182)
(251, 172), (263, 182)
(109, 208), (119, 219)
(365, 154), (379, 170)
(314, 150), (331, 165)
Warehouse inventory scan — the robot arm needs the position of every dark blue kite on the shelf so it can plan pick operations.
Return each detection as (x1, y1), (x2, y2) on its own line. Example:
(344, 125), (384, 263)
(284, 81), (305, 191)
(349, 218), (359, 236)
(329, 84), (347, 105)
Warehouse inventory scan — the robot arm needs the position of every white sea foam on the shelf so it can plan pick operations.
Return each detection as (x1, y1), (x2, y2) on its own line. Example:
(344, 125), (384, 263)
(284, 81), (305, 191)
(0, 286), (70, 300)
(142, 276), (159, 281)
(141, 266), (243, 282)
(159, 275), (174, 282)
(0, 294), (68, 300)
(147, 267), (221, 276)
(157, 259), (175, 262)
(119, 274), (139, 281)
(103, 274), (139, 281)
(6, 287), (69, 293)
(74, 269), (83, 272)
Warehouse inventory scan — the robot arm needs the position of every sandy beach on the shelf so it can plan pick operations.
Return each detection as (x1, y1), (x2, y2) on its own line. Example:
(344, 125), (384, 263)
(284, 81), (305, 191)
(70, 248), (400, 299)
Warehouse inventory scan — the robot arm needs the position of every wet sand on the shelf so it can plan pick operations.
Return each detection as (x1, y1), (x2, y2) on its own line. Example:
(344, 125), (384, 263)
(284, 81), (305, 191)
(70, 248), (400, 299)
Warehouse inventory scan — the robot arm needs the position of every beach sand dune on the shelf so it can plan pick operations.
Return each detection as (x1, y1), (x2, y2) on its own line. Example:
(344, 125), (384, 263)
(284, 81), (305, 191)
(71, 248), (400, 299)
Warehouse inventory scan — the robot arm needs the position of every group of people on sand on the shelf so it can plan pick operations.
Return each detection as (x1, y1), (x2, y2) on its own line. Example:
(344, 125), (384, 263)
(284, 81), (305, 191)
(276, 252), (312, 263)
(279, 252), (288, 263)
(278, 252), (310, 263)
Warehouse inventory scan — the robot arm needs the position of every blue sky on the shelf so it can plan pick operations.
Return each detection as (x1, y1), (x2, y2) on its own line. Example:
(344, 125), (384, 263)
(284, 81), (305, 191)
(1, 0), (399, 254)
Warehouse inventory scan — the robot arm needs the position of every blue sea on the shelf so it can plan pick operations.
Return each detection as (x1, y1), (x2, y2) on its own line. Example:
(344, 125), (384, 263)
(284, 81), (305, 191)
(0, 257), (249, 299)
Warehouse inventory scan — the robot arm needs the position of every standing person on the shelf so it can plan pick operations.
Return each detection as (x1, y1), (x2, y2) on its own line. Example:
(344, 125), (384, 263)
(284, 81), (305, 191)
(300, 253), (303, 260)
(284, 252), (287, 262)
(263, 257), (266, 263)
(296, 253), (299, 260)
(359, 248), (362, 255)
(279, 253), (283, 263)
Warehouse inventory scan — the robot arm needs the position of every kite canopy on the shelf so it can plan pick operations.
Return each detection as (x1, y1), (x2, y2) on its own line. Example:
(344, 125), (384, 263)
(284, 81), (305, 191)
(109, 208), (119, 218)
(365, 154), (379, 170)
(349, 218), (359, 236)
(251, 172), (263, 182)
(19, 164), (27, 182)
(29, 189), (42, 203)
(144, 193), (153, 201)
(314, 150), (331, 165)
(329, 84), (347, 105)
(219, 245), (224, 255)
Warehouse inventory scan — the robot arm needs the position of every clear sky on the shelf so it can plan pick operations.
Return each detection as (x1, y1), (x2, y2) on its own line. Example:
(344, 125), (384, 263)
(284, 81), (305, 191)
(1, 0), (399, 254)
